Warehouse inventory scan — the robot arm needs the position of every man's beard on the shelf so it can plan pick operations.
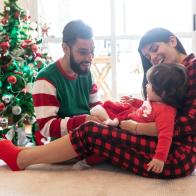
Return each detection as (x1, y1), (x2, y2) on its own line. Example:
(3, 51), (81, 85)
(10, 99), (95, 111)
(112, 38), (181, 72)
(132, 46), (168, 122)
(70, 54), (90, 75)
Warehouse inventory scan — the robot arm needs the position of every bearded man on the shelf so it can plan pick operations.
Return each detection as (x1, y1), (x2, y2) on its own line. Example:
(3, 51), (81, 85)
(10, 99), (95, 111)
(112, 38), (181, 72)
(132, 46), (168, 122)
(32, 20), (101, 145)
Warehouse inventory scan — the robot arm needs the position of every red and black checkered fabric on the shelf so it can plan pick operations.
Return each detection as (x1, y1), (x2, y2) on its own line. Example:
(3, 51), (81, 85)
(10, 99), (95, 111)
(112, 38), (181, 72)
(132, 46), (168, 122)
(69, 54), (196, 179)
(174, 53), (196, 136)
(70, 121), (195, 179)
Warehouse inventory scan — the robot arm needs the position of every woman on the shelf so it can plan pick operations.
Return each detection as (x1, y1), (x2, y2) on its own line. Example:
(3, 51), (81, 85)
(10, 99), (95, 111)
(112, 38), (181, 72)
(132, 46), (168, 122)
(0, 28), (195, 178)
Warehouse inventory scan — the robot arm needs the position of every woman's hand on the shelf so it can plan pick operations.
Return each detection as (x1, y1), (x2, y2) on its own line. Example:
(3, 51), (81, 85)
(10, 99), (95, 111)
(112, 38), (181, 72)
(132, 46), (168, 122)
(119, 119), (138, 134)
(147, 158), (164, 174)
(120, 120), (158, 136)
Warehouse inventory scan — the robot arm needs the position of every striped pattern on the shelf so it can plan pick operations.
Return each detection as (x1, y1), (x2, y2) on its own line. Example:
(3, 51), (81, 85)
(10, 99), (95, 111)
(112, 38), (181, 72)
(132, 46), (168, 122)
(33, 78), (68, 137)
(32, 63), (101, 138)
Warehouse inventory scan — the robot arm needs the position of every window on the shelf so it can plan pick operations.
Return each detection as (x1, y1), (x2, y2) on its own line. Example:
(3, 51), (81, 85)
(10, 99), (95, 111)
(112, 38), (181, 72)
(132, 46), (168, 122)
(38, 0), (110, 37)
(115, 0), (192, 35)
(38, 0), (193, 100)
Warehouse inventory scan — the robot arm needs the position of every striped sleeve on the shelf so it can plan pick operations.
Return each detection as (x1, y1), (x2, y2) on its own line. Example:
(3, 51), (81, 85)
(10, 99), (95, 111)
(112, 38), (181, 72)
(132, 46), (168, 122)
(32, 78), (74, 137)
(89, 78), (102, 108)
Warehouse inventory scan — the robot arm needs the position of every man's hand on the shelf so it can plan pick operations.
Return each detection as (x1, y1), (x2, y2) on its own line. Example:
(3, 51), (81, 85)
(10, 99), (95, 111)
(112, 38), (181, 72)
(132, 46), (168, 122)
(147, 158), (164, 174)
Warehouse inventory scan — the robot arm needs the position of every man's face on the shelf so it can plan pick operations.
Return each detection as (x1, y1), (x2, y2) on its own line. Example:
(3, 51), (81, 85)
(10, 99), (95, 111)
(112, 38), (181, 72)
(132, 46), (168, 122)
(69, 38), (94, 75)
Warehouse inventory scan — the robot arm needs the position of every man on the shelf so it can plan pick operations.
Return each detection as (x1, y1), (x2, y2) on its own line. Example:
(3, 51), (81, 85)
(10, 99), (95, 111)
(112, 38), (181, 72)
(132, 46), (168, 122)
(32, 20), (101, 145)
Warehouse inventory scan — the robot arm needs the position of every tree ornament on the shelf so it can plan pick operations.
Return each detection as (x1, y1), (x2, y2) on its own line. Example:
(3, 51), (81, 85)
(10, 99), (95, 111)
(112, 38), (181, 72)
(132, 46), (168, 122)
(0, 55), (13, 69)
(21, 39), (33, 48)
(35, 57), (46, 68)
(1, 17), (8, 25)
(0, 116), (8, 128)
(31, 44), (38, 53)
(0, 102), (5, 112)
(12, 105), (22, 115)
(28, 116), (36, 124)
(7, 75), (17, 84)
(2, 94), (13, 104)
(15, 11), (20, 19)
(0, 41), (10, 53)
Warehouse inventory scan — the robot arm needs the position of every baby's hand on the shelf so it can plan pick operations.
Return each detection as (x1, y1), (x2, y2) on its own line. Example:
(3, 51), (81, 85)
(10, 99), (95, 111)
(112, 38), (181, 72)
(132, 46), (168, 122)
(120, 95), (133, 104)
(147, 158), (164, 174)
(103, 118), (119, 127)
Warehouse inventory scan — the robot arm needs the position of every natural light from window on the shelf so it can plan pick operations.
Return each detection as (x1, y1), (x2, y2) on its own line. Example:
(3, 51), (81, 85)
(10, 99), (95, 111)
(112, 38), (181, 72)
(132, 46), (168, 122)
(38, 0), (192, 100)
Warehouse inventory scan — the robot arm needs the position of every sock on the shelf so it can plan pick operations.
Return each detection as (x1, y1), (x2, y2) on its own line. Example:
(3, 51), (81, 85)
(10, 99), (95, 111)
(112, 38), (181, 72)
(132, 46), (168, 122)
(0, 140), (23, 171)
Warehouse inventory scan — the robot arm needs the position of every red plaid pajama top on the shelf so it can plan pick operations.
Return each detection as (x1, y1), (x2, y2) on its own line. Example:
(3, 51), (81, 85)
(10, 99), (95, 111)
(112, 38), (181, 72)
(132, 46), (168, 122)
(69, 54), (196, 179)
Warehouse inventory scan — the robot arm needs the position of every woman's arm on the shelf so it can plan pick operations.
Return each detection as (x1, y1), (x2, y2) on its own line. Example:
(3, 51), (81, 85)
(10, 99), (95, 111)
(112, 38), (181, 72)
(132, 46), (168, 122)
(119, 119), (157, 136)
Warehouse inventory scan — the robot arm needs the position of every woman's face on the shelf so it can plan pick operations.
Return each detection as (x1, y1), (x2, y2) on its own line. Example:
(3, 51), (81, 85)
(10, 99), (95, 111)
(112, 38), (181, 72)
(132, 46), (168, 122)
(141, 36), (179, 65)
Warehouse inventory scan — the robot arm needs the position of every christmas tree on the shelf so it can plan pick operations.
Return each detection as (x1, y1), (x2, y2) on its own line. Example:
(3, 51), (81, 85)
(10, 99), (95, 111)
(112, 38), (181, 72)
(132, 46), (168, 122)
(0, 0), (50, 145)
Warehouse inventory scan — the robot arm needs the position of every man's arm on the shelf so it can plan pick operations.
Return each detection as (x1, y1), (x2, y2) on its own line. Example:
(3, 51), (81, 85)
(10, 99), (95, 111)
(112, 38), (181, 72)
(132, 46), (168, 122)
(32, 78), (88, 137)
(89, 78), (102, 108)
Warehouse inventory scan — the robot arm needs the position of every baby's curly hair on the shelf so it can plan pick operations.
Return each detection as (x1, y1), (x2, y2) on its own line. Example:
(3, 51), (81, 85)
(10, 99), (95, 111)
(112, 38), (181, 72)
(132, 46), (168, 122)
(146, 63), (187, 108)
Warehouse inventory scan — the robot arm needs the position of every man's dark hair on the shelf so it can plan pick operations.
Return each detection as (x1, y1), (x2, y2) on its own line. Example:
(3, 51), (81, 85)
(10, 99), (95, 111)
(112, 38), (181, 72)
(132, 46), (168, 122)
(62, 20), (93, 46)
(146, 63), (187, 108)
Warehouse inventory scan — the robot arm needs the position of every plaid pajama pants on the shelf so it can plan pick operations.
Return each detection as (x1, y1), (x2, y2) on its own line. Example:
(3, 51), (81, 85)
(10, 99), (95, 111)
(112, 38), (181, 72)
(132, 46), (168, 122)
(69, 121), (196, 179)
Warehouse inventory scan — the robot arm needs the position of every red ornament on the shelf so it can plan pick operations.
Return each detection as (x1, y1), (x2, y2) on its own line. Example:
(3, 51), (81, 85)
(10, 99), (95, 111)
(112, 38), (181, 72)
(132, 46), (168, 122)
(22, 15), (31, 21)
(31, 44), (38, 53)
(0, 102), (5, 112)
(15, 11), (20, 19)
(7, 75), (17, 84)
(21, 40), (33, 48)
(1, 14), (9, 25)
(1, 18), (8, 25)
(0, 41), (10, 53)
(36, 60), (43, 68)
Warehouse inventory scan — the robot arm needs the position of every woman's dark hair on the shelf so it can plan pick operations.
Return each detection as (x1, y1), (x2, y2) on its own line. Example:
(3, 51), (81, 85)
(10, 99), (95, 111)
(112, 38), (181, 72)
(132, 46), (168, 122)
(138, 28), (187, 98)
(146, 63), (187, 108)
(62, 20), (93, 46)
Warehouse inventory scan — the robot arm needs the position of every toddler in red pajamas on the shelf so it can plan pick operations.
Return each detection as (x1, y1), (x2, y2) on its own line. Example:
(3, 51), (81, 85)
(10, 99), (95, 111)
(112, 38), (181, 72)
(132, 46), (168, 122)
(90, 63), (187, 173)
